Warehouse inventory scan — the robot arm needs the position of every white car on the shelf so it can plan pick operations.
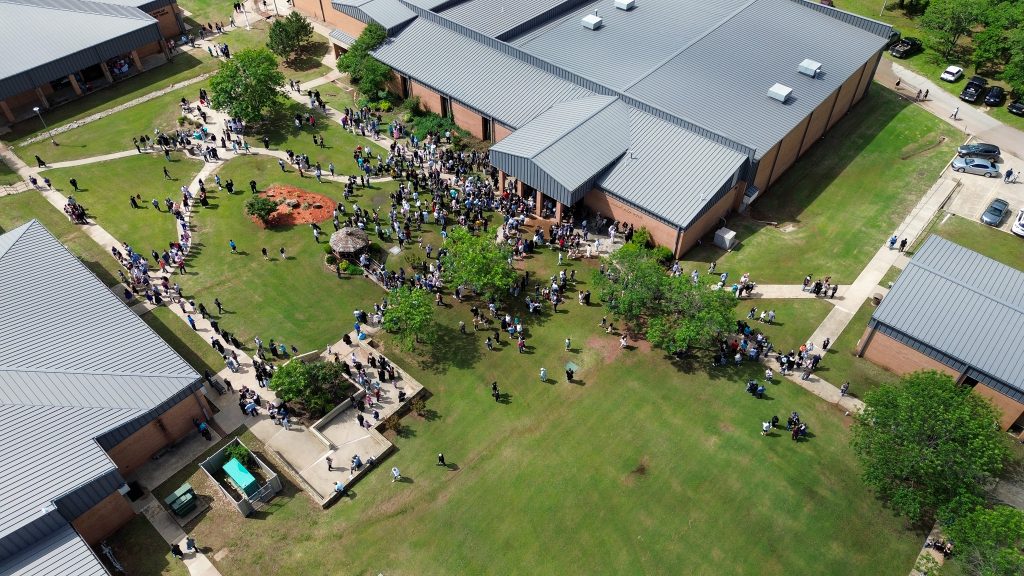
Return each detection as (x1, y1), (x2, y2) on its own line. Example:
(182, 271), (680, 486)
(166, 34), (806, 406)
(940, 66), (964, 82)
(1012, 209), (1024, 237)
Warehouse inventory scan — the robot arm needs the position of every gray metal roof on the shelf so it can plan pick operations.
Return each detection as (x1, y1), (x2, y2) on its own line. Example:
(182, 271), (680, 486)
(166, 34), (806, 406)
(871, 235), (1024, 396)
(439, 0), (592, 40)
(0, 525), (108, 576)
(0, 0), (162, 101)
(372, 17), (594, 128)
(597, 108), (748, 229)
(491, 95), (628, 205)
(0, 220), (200, 551)
(623, 0), (890, 157)
(331, 0), (416, 32)
(329, 28), (357, 46)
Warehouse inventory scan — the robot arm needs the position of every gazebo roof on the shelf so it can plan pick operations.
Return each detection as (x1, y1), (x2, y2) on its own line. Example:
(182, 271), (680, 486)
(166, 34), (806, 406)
(329, 227), (370, 254)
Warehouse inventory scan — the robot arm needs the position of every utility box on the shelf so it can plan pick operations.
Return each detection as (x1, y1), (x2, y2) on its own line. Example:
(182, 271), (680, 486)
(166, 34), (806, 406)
(714, 228), (737, 251)
(582, 13), (603, 29)
(767, 83), (792, 103)
(614, 0), (635, 10)
(798, 59), (822, 78)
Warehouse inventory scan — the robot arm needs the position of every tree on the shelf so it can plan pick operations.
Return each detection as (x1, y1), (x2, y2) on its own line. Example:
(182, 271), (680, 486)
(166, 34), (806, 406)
(269, 360), (350, 417)
(944, 503), (1024, 576)
(1003, 28), (1024, 93)
(591, 243), (732, 353)
(337, 23), (391, 97)
(245, 196), (278, 223)
(381, 286), (436, 350)
(267, 11), (314, 64)
(920, 0), (986, 59)
(850, 371), (1011, 523)
(208, 48), (284, 124)
(439, 227), (517, 301)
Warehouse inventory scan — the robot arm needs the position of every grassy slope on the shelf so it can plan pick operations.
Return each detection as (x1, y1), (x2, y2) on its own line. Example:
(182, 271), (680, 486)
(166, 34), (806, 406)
(929, 212), (1024, 268)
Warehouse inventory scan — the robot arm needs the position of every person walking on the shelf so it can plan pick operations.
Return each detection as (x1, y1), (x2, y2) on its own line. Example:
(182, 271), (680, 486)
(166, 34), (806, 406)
(187, 315), (196, 330)
(326, 456), (334, 471)
(899, 238), (907, 252)
(280, 246), (287, 259)
(565, 337), (571, 351)
(262, 247), (269, 260)
(539, 367), (547, 381)
(35, 155), (46, 168)
(1004, 168), (1014, 184)
(229, 239), (237, 253)
(923, 89), (929, 99)
(888, 234), (898, 250)
(69, 178), (79, 192)
(214, 298), (223, 314)
(185, 536), (197, 554)
(163, 167), (172, 180)
(170, 544), (184, 560)
(391, 467), (401, 482)
(950, 106), (959, 120)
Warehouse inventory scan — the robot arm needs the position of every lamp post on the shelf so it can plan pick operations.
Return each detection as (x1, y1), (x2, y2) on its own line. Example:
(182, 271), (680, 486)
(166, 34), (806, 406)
(33, 106), (57, 146)
(241, 1), (251, 30)
(272, 0), (279, 17)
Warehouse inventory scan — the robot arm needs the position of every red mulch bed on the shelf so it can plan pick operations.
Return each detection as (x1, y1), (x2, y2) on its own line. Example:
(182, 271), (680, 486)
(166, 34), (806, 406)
(256, 185), (335, 228)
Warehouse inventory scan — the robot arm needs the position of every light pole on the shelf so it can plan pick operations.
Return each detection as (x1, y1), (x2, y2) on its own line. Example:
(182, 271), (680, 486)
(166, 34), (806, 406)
(241, 1), (251, 30)
(272, 0), (279, 17)
(33, 106), (57, 146)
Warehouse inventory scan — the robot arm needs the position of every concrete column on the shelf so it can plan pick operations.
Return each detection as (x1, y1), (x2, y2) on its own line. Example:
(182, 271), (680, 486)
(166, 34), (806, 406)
(131, 50), (144, 72)
(100, 62), (113, 83)
(555, 201), (563, 223)
(535, 189), (543, 216)
(34, 87), (49, 108)
(68, 74), (83, 96)
(515, 180), (524, 198)
(0, 100), (14, 123)
(161, 40), (171, 59)
(497, 170), (506, 193)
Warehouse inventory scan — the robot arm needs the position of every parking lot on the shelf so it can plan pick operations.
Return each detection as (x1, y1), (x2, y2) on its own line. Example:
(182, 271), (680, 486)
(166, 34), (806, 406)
(944, 146), (1024, 233)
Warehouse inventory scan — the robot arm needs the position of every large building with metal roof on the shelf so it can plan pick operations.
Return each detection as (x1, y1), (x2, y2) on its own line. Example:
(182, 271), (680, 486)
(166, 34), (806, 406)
(857, 236), (1024, 434)
(0, 0), (184, 124)
(0, 220), (211, 576)
(293, 0), (892, 255)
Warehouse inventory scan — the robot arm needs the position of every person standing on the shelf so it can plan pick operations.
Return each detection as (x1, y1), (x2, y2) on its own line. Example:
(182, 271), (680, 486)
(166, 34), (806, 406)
(899, 238), (907, 252)
(229, 239), (237, 253)
(69, 178), (79, 192)
(566, 367), (574, 382)
(950, 106), (959, 120)
(214, 298), (223, 314)
(539, 367), (547, 381)
(391, 467), (401, 482)
(437, 453), (446, 466)
(35, 155), (46, 168)
(565, 337), (571, 351)
(280, 246), (287, 259)
(185, 536), (197, 554)
(326, 456), (334, 471)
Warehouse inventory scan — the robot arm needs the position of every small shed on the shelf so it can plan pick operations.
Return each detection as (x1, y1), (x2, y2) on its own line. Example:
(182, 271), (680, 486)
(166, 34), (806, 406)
(329, 227), (370, 257)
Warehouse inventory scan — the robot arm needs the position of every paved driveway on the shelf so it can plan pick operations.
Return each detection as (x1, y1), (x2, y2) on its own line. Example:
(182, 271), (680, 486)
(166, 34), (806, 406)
(945, 148), (1024, 232)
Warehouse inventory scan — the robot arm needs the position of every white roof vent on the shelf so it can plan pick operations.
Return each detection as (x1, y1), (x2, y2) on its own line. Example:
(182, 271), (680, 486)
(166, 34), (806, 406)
(582, 11), (603, 29)
(614, 0), (636, 10)
(768, 83), (792, 103)
(798, 59), (823, 78)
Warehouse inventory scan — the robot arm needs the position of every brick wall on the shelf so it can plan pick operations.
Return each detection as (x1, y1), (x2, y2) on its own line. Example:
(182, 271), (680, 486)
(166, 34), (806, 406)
(769, 116), (809, 185)
(859, 328), (960, 379)
(105, 391), (209, 476)
(494, 123), (513, 142)
(678, 182), (745, 255)
(330, 10), (367, 40)
(828, 66), (862, 130)
(72, 492), (136, 545)
(583, 189), (679, 250)
(972, 384), (1024, 430)
(292, 0), (326, 21)
(409, 81), (442, 115)
(137, 40), (163, 58)
(451, 101), (484, 139)
(149, 5), (181, 38)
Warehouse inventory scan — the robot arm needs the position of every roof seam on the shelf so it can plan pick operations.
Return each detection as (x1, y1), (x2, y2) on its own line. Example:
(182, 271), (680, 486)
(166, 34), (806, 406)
(525, 97), (617, 159)
(905, 259), (1024, 317)
(0, 366), (198, 378)
(0, 0), (153, 20)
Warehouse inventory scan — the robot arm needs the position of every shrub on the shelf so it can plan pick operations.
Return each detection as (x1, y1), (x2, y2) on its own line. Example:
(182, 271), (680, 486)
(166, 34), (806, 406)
(384, 414), (402, 434)
(377, 100), (392, 112)
(345, 262), (363, 275)
(630, 227), (652, 247)
(245, 196), (278, 223)
(651, 246), (673, 265)
(326, 254), (338, 266)
(410, 397), (426, 417)
(400, 96), (421, 115)
(323, 244), (333, 255)
(224, 443), (251, 466)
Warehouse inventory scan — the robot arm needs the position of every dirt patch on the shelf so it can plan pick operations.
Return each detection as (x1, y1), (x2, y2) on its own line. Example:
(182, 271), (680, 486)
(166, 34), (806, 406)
(622, 456), (650, 486)
(718, 421), (735, 434)
(586, 335), (622, 362)
(257, 185), (334, 228)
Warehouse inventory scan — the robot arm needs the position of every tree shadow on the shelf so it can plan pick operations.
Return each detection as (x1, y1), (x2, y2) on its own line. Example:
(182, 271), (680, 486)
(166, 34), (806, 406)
(420, 322), (481, 373)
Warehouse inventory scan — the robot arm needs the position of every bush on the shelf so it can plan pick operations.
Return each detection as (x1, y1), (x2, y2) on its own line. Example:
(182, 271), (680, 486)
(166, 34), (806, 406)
(651, 246), (673, 265)
(377, 100), (392, 112)
(630, 227), (652, 247)
(400, 96), (421, 115)
(245, 196), (278, 223)
(409, 112), (467, 141)
(345, 262), (363, 275)
(224, 443), (251, 466)
(270, 360), (352, 418)
(326, 254), (338, 266)
(411, 397), (426, 417)
(384, 414), (402, 434)
(322, 244), (333, 255)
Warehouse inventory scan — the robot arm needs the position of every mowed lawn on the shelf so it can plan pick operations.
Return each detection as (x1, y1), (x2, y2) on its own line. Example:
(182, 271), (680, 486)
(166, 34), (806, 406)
(926, 211), (1024, 269)
(814, 298), (899, 398)
(172, 248), (923, 576)
(679, 85), (960, 285)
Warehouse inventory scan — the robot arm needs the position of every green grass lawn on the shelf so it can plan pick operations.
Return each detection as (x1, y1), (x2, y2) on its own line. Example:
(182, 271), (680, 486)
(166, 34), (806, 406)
(0, 190), (123, 286)
(677, 84), (959, 284)
(733, 298), (833, 352)
(178, 0), (236, 26)
(815, 298), (899, 398)
(160, 247), (924, 575)
(97, 515), (188, 576)
(43, 154), (203, 253)
(925, 211), (1024, 269)
(142, 306), (227, 376)
(0, 159), (19, 186)
(879, 265), (903, 288)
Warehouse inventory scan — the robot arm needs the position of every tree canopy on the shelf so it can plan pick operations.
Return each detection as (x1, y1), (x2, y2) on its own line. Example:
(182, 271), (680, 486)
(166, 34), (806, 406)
(245, 196), (277, 223)
(337, 23), (391, 98)
(591, 243), (733, 353)
(943, 503), (1024, 576)
(920, 0), (987, 59)
(267, 11), (314, 64)
(208, 48), (285, 124)
(850, 370), (1010, 523)
(269, 360), (351, 417)
(439, 227), (517, 301)
(381, 286), (436, 350)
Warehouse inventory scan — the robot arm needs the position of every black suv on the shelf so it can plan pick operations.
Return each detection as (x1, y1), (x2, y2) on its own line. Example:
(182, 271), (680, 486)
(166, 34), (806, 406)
(889, 37), (922, 58)
(1009, 99), (1024, 117)
(956, 142), (1001, 160)
(960, 76), (988, 103)
(984, 86), (1005, 106)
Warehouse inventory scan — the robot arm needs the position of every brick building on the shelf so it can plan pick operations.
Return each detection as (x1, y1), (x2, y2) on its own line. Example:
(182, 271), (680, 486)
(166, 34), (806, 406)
(0, 0), (185, 124)
(291, 0), (893, 256)
(857, 236), (1024, 435)
(0, 220), (210, 575)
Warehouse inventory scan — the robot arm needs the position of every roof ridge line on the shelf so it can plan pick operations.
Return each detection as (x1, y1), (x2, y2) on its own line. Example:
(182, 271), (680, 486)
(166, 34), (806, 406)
(619, 0), (760, 93)
(526, 96), (619, 159)
(0, 402), (141, 413)
(0, 219), (37, 266)
(2, 0), (154, 21)
(0, 366), (199, 380)
(908, 239), (1024, 317)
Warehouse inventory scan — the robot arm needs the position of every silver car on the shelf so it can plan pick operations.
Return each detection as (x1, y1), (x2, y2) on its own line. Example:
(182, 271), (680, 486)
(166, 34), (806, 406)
(951, 156), (999, 177)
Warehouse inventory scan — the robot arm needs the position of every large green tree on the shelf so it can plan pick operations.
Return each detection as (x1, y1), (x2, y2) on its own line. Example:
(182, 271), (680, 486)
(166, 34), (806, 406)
(267, 11), (314, 64)
(208, 48), (285, 124)
(1003, 28), (1024, 93)
(381, 286), (436, 350)
(269, 360), (350, 416)
(944, 503), (1024, 576)
(337, 23), (391, 98)
(850, 371), (1010, 523)
(439, 227), (517, 301)
(920, 0), (986, 59)
(591, 243), (732, 353)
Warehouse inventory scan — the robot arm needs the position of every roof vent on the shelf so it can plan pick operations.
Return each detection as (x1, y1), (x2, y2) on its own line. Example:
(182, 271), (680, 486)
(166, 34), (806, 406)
(768, 83), (792, 103)
(798, 59), (823, 78)
(582, 11), (603, 29)
(614, 0), (635, 10)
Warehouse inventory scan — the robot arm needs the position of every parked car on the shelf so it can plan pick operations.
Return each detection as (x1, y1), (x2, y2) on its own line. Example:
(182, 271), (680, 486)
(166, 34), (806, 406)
(1009, 99), (1024, 117)
(981, 198), (1009, 226)
(1012, 209), (1024, 237)
(940, 66), (964, 82)
(889, 37), (922, 58)
(960, 76), (988, 103)
(951, 157), (999, 178)
(956, 143), (1000, 160)
(984, 86), (1005, 106)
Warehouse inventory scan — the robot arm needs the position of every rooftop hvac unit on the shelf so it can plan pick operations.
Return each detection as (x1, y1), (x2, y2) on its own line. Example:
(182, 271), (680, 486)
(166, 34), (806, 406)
(582, 12), (603, 29)
(615, 0), (635, 9)
(798, 59), (822, 78)
(767, 83), (792, 103)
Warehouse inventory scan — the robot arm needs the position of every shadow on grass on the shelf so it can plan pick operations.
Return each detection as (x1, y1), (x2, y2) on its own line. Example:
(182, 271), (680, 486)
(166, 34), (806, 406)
(420, 322), (481, 373)
(287, 40), (329, 73)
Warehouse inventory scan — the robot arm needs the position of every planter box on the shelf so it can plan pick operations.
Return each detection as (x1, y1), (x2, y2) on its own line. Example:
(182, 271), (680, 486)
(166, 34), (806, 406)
(199, 438), (282, 516)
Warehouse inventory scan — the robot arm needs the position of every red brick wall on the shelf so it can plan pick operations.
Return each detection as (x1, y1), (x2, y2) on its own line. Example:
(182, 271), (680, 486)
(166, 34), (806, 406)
(106, 392), (209, 476)
(494, 123), (513, 142)
(72, 492), (136, 545)
(973, 384), (1024, 430)
(149, 5), (181, 38)
(678, 182), (745, 255)
(584, 189), (679, 250)
(409, 81), (442, 115)
(137, 40), (163, 58)
(859, 329), (960, 379)
(452, 101), (484, 139)
(292, 0), (326, 21)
